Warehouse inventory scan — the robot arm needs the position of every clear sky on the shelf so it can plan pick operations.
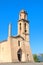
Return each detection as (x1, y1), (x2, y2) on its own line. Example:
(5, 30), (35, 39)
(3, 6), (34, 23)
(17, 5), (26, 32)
(0, 0), (43, 54)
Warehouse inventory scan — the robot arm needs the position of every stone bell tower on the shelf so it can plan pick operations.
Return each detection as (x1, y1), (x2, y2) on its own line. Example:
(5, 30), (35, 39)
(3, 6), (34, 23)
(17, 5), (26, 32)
(18, 10), (34, 62)
(18, 10), (29, 42)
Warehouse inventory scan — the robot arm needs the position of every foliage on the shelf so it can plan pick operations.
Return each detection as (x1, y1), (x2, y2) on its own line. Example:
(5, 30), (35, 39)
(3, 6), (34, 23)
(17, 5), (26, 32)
(33, 54), (39, 62)
(41, 54), (43, 57)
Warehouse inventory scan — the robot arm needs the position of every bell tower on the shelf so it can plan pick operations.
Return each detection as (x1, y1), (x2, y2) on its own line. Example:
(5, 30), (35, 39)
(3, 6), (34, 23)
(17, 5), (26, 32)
(18, 10), (34, 62)
(18, 10), (29, 41)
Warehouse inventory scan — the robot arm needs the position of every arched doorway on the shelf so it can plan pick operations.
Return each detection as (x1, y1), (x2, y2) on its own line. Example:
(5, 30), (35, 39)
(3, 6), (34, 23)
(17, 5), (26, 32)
(17, 49), (22, 62)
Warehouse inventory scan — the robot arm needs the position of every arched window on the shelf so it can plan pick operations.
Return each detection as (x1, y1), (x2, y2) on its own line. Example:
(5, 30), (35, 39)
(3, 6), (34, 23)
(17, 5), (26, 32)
(20, 23), (21, 30)
(24, 23), (26, 32)
(18, 41), (20, 46)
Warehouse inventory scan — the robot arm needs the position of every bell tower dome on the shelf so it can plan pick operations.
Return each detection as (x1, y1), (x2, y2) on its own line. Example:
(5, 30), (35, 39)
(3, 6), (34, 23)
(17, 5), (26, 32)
(19, 10), (27, 20)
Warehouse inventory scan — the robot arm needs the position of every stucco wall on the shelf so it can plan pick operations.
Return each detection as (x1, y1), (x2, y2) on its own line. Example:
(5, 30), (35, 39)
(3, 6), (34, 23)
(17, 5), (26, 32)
(0, 36), (34, 63)
(10, 36), (34, 62)
(10, 37), (25, 62)
(0, 38), (12, 63)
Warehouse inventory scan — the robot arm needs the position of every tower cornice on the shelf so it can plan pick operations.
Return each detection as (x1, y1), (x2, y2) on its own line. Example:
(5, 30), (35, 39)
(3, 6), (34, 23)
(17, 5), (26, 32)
(18, 19), (29, 24)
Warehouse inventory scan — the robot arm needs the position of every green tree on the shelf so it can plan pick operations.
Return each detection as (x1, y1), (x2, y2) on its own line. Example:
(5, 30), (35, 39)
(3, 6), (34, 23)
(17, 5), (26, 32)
(41, 54), (43, 57)
(33, 54), (39, 62)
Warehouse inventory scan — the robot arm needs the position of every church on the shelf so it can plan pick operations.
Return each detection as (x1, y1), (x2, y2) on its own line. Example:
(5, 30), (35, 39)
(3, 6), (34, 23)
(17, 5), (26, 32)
(0, 10), (34, 63)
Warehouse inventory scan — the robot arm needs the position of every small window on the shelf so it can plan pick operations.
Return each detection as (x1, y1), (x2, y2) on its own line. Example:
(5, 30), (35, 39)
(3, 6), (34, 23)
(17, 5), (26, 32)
(20, 23), (21, 30)
(24, 23), (26, 32)
(25, 30), (27, 32)
(18, 41), (20, 46)
(25, 23), (26, 28)
(27, 54), (29, 56)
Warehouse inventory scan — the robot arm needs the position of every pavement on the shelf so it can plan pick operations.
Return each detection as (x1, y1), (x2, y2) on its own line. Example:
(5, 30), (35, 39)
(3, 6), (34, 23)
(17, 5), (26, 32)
(0, 63), (43, 65)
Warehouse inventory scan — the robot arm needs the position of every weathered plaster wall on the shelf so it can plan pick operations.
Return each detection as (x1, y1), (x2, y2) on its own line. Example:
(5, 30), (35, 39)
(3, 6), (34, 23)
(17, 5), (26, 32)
(0, 38), (12, 63)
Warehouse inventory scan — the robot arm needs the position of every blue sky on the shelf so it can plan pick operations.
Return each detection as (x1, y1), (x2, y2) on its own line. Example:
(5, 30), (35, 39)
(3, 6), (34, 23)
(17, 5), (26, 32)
(0, 0), (43, 54)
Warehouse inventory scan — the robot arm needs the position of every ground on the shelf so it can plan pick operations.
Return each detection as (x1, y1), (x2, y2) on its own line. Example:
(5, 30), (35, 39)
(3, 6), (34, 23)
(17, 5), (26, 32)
(0, 63), (43, 65)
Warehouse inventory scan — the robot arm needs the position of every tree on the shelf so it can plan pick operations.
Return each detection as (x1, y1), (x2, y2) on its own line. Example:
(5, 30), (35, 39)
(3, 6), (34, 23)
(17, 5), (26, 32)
(41, 54), (43, 57)
(33, 54), (39, 62)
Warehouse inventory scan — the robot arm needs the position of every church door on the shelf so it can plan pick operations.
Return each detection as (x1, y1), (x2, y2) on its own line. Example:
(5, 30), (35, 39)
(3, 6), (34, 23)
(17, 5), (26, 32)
(17, 49), (22, 62)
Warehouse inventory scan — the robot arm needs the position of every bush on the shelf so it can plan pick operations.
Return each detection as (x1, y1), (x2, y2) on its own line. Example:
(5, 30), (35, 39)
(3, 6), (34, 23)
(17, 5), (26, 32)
(33, 54), (39, 62)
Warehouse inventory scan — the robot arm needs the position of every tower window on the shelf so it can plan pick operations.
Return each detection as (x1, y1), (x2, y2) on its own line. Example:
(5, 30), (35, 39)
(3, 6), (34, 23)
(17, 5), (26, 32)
(25, 30), (27, 32)
(24, 23), (26, 32)
(27, 54), (29, 56)
(18, 41), (20, 46)
(20, 23), (21, 30)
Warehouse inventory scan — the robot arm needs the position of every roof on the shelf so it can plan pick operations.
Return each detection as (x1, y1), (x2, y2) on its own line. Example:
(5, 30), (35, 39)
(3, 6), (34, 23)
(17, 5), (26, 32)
(0, 35), (24, 43)
(20, 10), (27, 14)
(11, 35), (24, 40)
(0, 40), (7, 43)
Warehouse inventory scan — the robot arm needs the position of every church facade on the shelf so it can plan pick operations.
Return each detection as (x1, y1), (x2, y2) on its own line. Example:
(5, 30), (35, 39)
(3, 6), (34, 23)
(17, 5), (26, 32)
(0, 10), (34, 63)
